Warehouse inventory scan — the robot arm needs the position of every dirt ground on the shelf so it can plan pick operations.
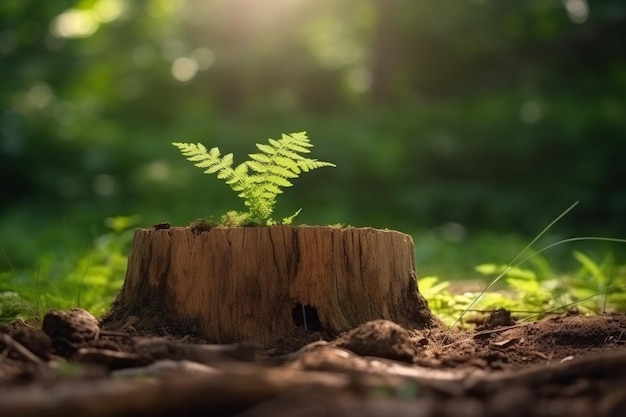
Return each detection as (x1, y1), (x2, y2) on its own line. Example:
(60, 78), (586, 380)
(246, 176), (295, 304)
(1, 308), (625, 417)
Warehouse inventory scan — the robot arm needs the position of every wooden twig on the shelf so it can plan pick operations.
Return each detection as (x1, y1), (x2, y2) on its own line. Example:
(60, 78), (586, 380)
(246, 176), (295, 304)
(0, 333), (45, 365)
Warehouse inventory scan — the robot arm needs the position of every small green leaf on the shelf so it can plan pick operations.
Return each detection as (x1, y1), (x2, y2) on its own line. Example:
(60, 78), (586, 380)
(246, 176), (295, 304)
(256, 143), (276, 155)
(203, 164), (222, 174)
(247, 160), (268, 173)
(248, 153), (272, 163)
(275, 149), (305, 161)
(282, 208), (302, 224)
(234, 163), (248, 176)
(265, 175), (293, 187)
(273, 156), (301, 172)
(573, 250), (603, 278)
(263, 183), (283, 194)
(267, 164), (299, 178)
(217, 170), (231, 180)
(222, 153), (234, 167)
(268, 138), (282, 148)
(475, 263), (503, 275)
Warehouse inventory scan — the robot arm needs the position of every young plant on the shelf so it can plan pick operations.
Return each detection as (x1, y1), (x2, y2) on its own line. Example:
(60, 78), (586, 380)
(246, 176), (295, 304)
(173, 131), (335, 226)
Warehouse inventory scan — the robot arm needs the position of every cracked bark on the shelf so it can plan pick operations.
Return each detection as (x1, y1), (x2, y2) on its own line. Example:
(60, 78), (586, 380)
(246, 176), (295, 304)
(104, 226), (437, 347)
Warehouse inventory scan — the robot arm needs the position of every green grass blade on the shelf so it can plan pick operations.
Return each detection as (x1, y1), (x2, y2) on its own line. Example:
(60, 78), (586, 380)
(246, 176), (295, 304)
(449, 201), (580, 329)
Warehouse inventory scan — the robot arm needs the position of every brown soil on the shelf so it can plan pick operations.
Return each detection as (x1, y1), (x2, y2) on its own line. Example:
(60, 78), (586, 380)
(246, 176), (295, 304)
(1, 308), (625, 417)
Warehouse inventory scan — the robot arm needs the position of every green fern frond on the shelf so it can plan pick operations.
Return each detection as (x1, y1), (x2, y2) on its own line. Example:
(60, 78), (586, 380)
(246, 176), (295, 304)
(246, 160), (269, 174)
(172, 143), (235, 177)
(296, 159), (333, 172)
(173, 131), (335, 225)
(248, 153), (272, 164)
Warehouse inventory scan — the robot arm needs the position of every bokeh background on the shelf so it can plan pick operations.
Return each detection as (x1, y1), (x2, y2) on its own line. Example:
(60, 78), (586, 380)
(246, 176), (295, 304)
(1, 0), (625, 281)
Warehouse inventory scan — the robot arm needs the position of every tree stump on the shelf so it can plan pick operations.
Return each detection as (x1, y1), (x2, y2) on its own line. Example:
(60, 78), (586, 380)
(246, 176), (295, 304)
(104, 226), (437, 347)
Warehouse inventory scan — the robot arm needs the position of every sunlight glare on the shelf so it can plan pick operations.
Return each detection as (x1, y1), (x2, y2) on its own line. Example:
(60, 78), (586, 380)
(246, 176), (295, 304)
(147, 0), (184, 18)
(520, 99), (542, 124)
(562, 0), (589, 24)
(191, 48), (215, 70)
(50, 9), (99, 39)
(93, 174), (117, 196)
(94, 0), (128, 23)
(171, 57), (198, 82)
(27, 83), (54, 109)
(145, 161), (172, 182)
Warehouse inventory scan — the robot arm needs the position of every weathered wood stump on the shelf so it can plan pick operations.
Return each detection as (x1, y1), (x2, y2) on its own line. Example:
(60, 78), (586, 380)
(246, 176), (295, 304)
(104, 226), (437, 347)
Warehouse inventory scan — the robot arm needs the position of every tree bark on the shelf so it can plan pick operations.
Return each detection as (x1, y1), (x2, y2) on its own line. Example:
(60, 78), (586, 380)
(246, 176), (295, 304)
(104, 226), (436, 347)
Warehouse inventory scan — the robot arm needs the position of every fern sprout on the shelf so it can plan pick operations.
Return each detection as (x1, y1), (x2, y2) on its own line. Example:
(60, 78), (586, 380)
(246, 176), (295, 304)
(173, 131), (335, 226)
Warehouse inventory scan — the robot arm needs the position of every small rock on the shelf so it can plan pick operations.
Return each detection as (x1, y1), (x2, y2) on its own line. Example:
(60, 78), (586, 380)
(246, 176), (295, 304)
(42, 308), (100, 343)
(480, 308), (515, 331)
(331, 320), (418, 363)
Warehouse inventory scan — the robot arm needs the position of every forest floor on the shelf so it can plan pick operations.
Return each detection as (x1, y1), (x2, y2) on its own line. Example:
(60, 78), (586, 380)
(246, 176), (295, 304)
(1, 309), (625, 417)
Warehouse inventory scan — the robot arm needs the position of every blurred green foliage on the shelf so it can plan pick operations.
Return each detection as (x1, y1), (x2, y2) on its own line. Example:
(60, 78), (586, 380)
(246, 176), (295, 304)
(0, 215), (134, 322)
(421, 250), (626, 327)
(1, 0), (625, 275)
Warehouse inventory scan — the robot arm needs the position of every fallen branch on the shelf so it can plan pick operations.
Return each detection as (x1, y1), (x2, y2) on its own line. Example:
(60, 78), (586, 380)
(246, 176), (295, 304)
(0, 333), (45, 365)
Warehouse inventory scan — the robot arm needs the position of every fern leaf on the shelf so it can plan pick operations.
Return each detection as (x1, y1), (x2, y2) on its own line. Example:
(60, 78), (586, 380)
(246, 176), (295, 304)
(282, 132), (312, 151)
(222, 153), (234, 166)
(197, 143), (209, 153)
(272, 156), (302, 173)
(217, 170), (231, 180)
(201, 161), (226, 174)
(233, 162), (248, 177)
(248, 153), (272, 164)
(267, 163), (299, 178)
(297, 159), (336, 172)
(263, 183), (283, 195)
(284, 132), (308, 141)
(283, 143), (311, 154)
(268, 138), (282, 148)
(173, 131), (334, 226)
(282, 208), (302, 225)
(247, 160), (268, 174)
(275, 149), (306, 161)
(256, 143), (276, 155)
(186, 146), (217, 162)
(201, 152), (232, 173)
(229, 183), (246, 192)
(172, 142), (206, 158)
(265, 175), (293, 188)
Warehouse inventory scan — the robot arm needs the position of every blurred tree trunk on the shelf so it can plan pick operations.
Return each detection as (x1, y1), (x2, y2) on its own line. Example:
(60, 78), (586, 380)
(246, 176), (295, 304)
(211, 0), (254, 112)
(370, 0), (396, 103)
